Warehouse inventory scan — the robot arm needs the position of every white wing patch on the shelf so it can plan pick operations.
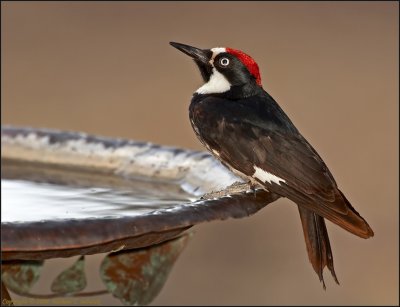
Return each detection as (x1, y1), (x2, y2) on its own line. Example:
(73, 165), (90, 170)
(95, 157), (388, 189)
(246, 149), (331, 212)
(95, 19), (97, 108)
(253, 166), (285, 185)
(196, 68), (231, 94)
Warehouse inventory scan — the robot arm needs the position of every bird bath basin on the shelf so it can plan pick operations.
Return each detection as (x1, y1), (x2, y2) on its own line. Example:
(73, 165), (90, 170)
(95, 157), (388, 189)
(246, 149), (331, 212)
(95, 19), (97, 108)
(1, 126), (279, 305)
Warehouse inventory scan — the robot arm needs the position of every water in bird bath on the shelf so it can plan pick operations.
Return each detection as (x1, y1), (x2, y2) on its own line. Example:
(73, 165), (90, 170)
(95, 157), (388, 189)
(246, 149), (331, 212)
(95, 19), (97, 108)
(2, 160), (194, 224)
(2, 179), (192, 223)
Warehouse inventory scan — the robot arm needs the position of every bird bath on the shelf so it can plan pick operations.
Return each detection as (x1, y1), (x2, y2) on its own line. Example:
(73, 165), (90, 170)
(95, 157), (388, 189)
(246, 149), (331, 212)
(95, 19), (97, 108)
(1, 126), (279, 305)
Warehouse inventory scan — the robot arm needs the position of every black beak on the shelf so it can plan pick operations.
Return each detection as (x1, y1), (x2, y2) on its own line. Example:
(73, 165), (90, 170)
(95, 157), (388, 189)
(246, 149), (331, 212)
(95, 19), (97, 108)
(170, 42), (211, 64)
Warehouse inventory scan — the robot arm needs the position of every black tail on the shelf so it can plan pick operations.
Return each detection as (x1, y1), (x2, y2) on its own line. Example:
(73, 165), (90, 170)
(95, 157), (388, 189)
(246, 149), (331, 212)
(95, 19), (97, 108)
(298, 206), (339, 289)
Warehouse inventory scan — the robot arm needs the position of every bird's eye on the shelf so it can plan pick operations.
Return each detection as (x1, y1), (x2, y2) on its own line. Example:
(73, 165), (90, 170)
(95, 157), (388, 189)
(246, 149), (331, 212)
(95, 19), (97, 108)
(219, 57), (230, 66)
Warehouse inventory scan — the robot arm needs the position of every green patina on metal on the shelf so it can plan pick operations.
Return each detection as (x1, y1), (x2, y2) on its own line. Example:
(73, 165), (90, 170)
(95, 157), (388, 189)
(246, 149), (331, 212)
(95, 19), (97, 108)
(100, 234), (190, 305)
(1, 260), (43, 294)
(50, 256), (87, 294)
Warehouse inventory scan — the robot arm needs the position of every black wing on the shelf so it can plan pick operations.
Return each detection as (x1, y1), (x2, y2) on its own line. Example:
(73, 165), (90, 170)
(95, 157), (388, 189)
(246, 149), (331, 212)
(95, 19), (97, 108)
(190, 94), (373, 238)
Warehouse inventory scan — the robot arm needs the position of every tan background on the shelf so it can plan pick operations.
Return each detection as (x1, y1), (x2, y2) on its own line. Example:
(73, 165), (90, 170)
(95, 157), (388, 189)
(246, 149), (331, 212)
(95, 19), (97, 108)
(2, 1), (398, 305)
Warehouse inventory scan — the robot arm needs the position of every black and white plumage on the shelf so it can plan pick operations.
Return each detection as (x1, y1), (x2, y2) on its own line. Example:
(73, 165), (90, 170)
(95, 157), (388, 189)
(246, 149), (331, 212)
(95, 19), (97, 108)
(170, 42), (373, 287)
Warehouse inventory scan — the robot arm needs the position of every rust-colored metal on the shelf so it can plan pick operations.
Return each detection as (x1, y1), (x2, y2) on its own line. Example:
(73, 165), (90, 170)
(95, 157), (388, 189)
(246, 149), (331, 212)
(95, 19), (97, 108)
(2, 189), (277, 260)
(1, 228), (190, 261)
(1, 282), (13, 306)
(100, 234), (191, 305)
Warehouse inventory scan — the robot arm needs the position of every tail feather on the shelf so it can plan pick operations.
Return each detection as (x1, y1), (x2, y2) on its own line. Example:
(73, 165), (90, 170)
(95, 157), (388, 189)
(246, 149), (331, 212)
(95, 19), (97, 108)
(337, 190), (374, 238)
(298, 206), (339, 289)
(285, 187), (375, 239)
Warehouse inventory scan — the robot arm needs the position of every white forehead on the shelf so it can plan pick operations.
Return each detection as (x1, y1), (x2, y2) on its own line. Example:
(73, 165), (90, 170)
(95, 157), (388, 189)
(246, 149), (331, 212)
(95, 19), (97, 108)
(210, 47), (227, 65)
(211, 47), (226, 55)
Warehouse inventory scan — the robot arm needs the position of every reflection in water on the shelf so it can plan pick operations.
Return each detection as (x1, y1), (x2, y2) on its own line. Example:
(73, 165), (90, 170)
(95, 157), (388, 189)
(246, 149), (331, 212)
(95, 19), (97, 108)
(2, 160), (194, 223)
(2, 179), (190, 223)
(2, 234), (191, 305)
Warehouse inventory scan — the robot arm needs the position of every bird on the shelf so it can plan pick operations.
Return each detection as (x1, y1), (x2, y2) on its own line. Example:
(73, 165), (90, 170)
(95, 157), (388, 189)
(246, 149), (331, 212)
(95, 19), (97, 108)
(170, 41), (374, 288)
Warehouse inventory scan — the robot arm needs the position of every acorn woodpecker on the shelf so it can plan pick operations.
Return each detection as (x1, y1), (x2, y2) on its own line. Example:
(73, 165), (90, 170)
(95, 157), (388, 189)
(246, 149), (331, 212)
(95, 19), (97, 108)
(170, 42), (374, 287)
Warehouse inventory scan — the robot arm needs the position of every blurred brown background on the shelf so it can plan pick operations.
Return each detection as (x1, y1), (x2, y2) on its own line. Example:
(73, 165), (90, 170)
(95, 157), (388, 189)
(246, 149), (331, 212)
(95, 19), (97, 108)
(2, 1), (398, 305)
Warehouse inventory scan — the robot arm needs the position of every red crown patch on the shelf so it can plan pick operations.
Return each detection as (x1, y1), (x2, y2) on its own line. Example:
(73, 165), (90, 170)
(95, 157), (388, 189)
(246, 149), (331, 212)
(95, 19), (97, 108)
(226, 48), (262, 86)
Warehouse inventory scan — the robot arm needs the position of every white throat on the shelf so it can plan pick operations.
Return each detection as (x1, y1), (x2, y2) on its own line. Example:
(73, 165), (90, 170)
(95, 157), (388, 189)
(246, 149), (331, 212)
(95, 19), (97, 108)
(196, 68), (231, 94)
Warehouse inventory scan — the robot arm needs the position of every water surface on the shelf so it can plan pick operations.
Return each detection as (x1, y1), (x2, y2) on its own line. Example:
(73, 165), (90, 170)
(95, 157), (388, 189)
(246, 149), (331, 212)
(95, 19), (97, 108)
(2, 161), (193, 224)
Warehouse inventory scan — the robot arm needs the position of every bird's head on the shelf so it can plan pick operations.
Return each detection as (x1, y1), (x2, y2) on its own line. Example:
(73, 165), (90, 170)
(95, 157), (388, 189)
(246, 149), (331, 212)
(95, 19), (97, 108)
(170, 42), (263, 98)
